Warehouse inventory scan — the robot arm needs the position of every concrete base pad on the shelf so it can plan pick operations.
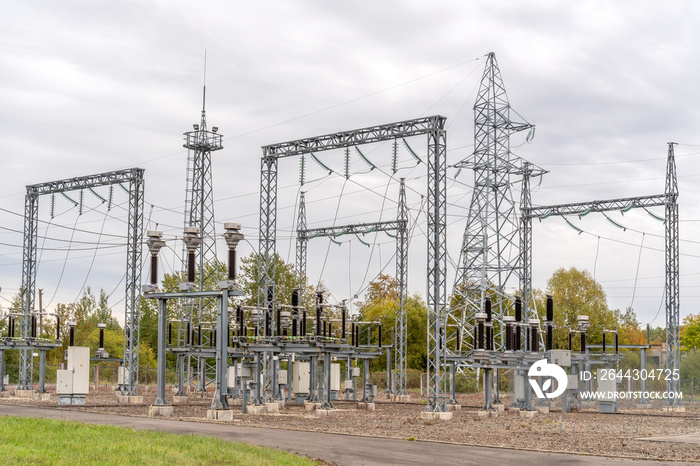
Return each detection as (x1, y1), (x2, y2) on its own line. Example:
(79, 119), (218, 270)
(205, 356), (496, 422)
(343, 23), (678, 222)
(206, 409), (233, 421)
(249, 405), (268, 415)
(661, 406), (685, 413)
(357, 402), (375, 411)
(447, 403), (461, 412)
(58, 395), (85, 405)
(304, 401), (322, 412)
(149, 405), (174, 418)
(392, 394), (411, 402)
(315, 408), (337, 418)
(493, 403), (505, 412)
(520, 410), (537, 419)
(264, 402), (280, 414)
(172, 395), (188, 403)
(420, 411), (453, 421)
(116, 395), (143, 405)
(636, 403), (652, 409)
(536, 406), (550, 414)
(508, 407), (521, 414)
(33, 393), (51, 402)
(14, 390), (33, 398)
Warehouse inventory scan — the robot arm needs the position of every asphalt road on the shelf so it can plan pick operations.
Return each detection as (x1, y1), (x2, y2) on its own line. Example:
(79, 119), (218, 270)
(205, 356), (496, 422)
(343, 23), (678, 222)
(0, 404), (690, 465)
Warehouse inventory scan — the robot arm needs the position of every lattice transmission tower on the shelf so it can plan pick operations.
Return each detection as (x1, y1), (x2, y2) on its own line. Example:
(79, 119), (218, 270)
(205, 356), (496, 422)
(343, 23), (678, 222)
(449, 52), (541, 354)
(178, 85), (224, 391)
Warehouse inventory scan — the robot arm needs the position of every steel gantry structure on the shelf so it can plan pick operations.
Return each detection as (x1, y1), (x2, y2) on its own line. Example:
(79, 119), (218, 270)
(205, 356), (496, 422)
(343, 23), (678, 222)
(20, 168), (144, 394)
(449, 52), (545, 358)
(295, 179), (410, 394)
(523, 143), (680, 405)
(260, 116), (448, 413)
(179, 86), (224, 392)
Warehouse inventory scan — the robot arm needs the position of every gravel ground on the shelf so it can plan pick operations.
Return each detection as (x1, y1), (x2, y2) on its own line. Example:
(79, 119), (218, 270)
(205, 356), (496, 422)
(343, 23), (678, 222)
(2, 388), (699, 463)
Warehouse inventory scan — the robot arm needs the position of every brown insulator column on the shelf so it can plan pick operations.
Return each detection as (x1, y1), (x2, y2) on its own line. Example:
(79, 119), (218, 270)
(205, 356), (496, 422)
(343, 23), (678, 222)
(514, 296), (522, 350)
(315, 292), (323, 336)
(546, 295), (554, 351)
(223, 223), (244, 283)
(182, 227), (202, 287)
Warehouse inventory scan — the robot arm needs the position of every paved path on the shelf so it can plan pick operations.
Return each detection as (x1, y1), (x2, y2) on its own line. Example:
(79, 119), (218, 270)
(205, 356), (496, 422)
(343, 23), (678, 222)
(0, 404), (690, 465)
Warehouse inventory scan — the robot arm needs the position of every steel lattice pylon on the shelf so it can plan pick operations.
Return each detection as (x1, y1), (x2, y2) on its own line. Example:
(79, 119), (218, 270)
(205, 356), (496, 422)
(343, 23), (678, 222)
(180, 87), (224, 390)
(20, 169), (144, 394)
(449, 53), (536, 356)
(395, 178), (409, 395)
(665, 142), (680, 405)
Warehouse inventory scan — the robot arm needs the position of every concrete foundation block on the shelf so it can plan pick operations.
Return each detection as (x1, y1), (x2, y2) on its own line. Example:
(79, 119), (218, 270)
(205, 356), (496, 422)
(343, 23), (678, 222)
(476, 410), (490, 418)
(393, 394), (411, 402)
(420, 411), (453, 421)
(14, 389), (33, 398)
(520, 410), (537, 419)
(304, 401), (322, 412)
(447, 403), (462, 412)
(535, 406), (550, 414)
(116, 395), (143, 405)
(149, 405), (174, 418)
(315, 408), (337, 418)
(249, 404), (268, 415)
(661, 406), (685, 413)
(636, 403), (652, 409)
(33, 392), (51, 402)
(508, 407), (521, 415)
(357, 402), (375, 411)
(172, 395), (188, 404)
(493, 403), (505, 412)
(264, 402), (280, 414)
(206, 409), (233, 421)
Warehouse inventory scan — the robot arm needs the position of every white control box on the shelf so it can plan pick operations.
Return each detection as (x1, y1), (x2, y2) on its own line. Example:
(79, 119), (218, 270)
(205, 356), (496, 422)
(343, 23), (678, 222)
(292, 361), (310, 394)
(351, 367), (360, 377)
(67, 347), (90, 394)
(227, 366), (237, 388)
(278, 369), (288, 385)
(567, 374), (579, 390)
(344, 380), (353, 390)
(237, 363), (251, 378)
(550, 350), (572, 367)
(330, 364), (341, 391)
(118, 366), (129, 385)
(596, 369), (616, 401)
(56, 369), (73, 394)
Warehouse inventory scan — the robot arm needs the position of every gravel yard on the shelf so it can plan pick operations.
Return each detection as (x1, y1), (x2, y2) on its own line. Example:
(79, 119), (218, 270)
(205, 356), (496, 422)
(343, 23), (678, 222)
(2, 388), (699, 463)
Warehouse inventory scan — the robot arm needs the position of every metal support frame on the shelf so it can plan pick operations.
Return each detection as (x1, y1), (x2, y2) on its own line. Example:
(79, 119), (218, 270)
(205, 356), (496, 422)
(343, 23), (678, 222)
(262, 115), (446, 410)
(20, 168), (144, 394)
(523, 144), (680, 404)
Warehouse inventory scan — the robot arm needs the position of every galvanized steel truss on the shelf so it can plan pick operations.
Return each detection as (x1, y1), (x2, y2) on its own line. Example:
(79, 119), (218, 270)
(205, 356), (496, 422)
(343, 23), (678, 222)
(21, 168), (144, 394)
(260, 116), (447, 411)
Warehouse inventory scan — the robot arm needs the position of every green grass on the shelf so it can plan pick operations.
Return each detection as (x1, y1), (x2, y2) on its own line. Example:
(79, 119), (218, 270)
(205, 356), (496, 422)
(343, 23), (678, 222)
(0, 416), (317, 465)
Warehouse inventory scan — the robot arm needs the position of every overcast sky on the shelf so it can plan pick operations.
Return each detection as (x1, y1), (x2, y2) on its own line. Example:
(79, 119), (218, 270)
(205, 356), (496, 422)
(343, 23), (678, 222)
(2, 0), (699, 329)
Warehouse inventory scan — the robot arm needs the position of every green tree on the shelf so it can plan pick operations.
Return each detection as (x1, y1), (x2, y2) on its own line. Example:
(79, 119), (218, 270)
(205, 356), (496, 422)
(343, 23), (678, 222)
(545, 267), (618, 348)
(681, 313), (700, 351)
(358, 274), (428, 371)
(238, 252), (315, 308)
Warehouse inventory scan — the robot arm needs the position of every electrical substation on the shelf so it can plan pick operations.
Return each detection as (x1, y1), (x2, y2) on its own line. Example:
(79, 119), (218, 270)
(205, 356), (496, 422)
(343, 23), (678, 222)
(0, 52), (692, 455)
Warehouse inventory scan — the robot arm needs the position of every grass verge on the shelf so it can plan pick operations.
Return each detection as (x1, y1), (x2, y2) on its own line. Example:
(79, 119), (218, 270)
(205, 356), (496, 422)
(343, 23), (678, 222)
(0, 416), (317, 465)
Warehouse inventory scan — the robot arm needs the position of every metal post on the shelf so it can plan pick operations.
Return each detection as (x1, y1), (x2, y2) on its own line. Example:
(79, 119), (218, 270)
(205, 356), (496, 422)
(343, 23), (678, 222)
(0, 350), (5, 391)
(38, 350), (46, 393)
(154, 298), (168, 406)
(212, 290), (229, 411)
(321, 352), (333, 409)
